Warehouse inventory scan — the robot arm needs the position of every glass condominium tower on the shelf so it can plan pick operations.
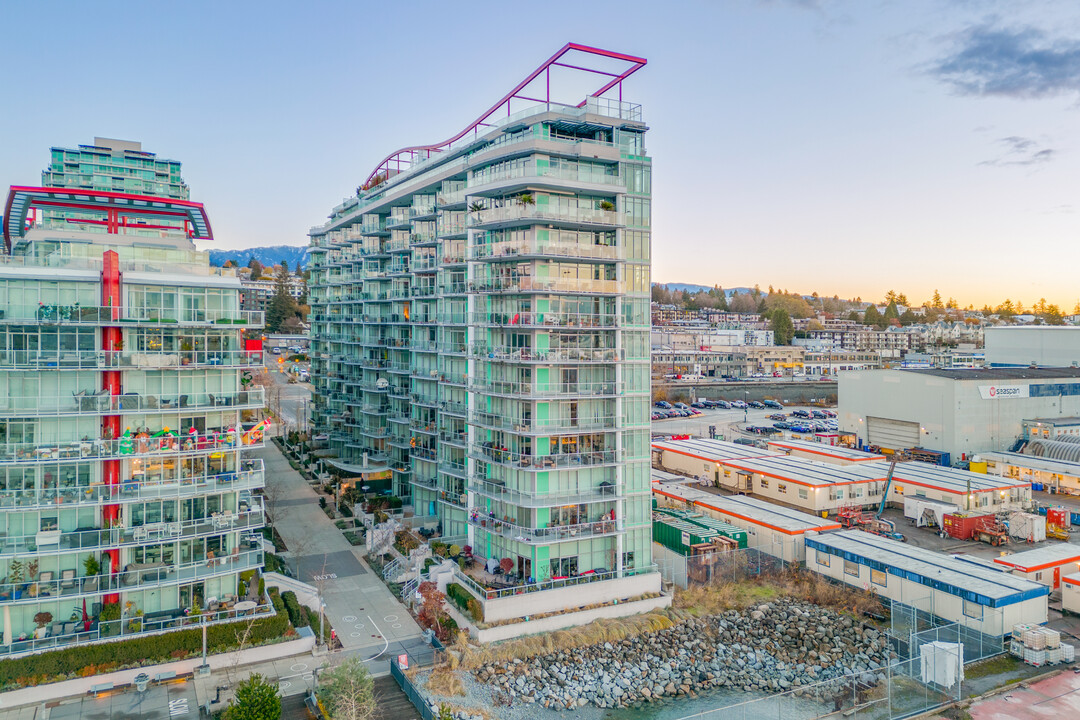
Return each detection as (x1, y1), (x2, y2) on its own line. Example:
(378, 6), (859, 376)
(0, 143), (266, 655)
(309, 45), (656, 591)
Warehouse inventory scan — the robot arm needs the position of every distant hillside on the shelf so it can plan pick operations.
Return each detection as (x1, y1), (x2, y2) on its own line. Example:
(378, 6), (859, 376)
(653, 283), (755, 299)
(209, 245), (310, 270)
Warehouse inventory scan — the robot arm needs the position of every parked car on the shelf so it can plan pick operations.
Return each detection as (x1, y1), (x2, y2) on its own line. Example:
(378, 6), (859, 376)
(763, 400), (783, 409)
(822, 409), (837, 418)
(715, 400), (731, 409)
(673, 402), (689, 410)
(732, 400), (747, 409)
(811, 410), (827, 419)
(691, 402), (707, 409)
(748, 401), (765, 409)
(767, 413), (786, 421)
(733, 438), (756, 446)
(791, 409), (811, 419)
(773, 421), (791, 430)
(655, 401), (672, 409)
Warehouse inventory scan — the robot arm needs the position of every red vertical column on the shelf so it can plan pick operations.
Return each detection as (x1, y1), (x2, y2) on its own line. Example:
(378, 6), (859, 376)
(101, 250), (122, 604)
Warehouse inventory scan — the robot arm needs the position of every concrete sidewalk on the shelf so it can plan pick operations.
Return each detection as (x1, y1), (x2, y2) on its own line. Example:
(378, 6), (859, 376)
(252, 444), (424, 664)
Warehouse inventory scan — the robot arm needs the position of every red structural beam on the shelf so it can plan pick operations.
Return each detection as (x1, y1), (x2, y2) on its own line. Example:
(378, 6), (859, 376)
(361, 42), (646, 186)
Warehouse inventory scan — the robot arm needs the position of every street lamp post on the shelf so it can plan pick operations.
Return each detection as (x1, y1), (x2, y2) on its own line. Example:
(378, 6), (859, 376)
(744, 390), (749, 426)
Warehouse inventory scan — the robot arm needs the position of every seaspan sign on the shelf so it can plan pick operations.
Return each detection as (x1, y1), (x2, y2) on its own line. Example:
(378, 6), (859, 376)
(978, 385), (1029, 400)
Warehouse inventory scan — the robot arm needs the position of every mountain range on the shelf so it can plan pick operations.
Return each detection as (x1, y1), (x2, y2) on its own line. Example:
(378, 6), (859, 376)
(208, 245), (310, 269)
(655, 283), (756, 298)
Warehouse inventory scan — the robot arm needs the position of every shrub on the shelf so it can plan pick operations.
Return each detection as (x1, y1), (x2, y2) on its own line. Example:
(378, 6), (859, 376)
(281, 591), (303, 628)
(263, 553), (288, 576)
(466, 598), (483, 624)
(387, 496), (403, 510)
(0, 591), (289, 689)
(338, 503), (353, 518)
(319, 497), (327, 509)
(335, 520), (347, 530)
(238, 581), (247, 598)
(224, 672), (281, 720)
(432, 542), (448, 557)
(343, 531), (364, 546)
(448, 544), (461, 558)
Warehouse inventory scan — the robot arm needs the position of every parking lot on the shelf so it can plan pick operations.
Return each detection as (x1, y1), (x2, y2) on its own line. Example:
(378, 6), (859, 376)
(652, 400), (837, 443)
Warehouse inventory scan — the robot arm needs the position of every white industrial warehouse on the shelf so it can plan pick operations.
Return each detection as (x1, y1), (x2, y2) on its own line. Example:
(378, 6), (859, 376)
(651, 470), (840, 562)
(806, 530), (1049, 637)
(839, 367), (1080, 462)
(978, 451), (1080, 496)
(651, 438), (781, 482)
(984, 326), (1080, 368)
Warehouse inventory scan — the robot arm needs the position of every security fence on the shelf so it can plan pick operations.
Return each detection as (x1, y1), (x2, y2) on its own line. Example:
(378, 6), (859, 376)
(654, 541), (799, 588)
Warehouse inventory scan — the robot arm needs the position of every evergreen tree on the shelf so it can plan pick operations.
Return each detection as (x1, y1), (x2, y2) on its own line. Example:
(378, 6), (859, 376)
(863, 305), (884, 328)
(247, 257), (263, 278)
(224, 674), (281, 720)
(768, 308), (795, 345)
(883, 300), (900, 325)
(265, 263), (299, 333)
(318, 656), (377, 720)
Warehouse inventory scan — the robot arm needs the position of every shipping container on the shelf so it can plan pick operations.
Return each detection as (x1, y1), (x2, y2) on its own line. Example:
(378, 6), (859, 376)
(942, 512), (993, 541)
(1008, 512), (1047, 542)
(681, 515), (750, 549)
(1047, 507), (1070, 529)
(652, 517), (718, 555)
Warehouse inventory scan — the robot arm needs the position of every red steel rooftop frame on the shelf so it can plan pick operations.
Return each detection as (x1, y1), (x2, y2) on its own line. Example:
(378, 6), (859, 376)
(361, 42), (647, 187)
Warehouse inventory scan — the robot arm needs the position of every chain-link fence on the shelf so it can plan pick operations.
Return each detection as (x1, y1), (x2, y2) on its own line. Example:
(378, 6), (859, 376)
(887, 597), (1005, 664)
(673, 655), (960, 720)
(654, 541), (799, 589)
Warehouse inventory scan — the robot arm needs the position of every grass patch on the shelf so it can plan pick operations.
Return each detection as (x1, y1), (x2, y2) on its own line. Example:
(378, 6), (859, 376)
(454, 612), (675, 670)
(674, 569), (884, 620)
(965, 655), (1020, 680)
(426, 667), (465, 697)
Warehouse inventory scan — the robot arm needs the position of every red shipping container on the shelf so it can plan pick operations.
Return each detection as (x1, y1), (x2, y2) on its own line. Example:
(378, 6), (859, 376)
(1047, 507), (1069, 528)
(943, 512), (992, 541)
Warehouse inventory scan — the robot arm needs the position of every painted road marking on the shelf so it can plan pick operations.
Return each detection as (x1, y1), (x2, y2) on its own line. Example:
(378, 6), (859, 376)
(343, 615), (357, 622)
(383, 615), (398, 622)
(290, 663), (308, 673)
(364, 615), (389, 661)
(313, 573), (337, 581)
(169, 699), (189, 716)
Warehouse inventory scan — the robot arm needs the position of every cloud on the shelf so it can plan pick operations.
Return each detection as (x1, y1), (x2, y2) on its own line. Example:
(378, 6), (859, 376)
(980, 136), (1057, 166)
(932, 24), (1080, 98)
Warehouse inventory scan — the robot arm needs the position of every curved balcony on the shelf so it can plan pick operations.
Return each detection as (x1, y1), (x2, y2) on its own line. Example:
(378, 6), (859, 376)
(468, 277), (621, 296)
(466, 512), (623, 545)
(0, 389), (264, 418)
(0, 504), (264, 557)
(0, 465), (263, 511)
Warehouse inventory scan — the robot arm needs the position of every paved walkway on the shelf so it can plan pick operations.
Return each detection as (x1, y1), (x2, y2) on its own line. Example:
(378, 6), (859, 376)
(252, 444), (425, 668)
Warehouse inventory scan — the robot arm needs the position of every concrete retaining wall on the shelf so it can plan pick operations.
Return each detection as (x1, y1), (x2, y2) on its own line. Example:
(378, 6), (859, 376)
(481, 573), (663, 623)
(475, 594), (672, 643)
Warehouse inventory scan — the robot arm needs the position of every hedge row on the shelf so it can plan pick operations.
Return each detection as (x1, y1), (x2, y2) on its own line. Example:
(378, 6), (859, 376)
(0, 591), (289, 688)
(281, 591), (303, 628)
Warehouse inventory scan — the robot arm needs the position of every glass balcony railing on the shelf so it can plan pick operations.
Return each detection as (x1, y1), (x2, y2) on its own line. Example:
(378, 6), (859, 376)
(0, 305), (263, 327)
(466, 512), (622, 544)
(470, 164), (622, 190)
(468, 379), (617, 398)
(0, 549), (263, 606)
(0, 432), (264, 464)
(469, 277), (621, 295)
(0, 350), (262, 371)
(470, 311), (620, 328)
(469, 445), (619, 470)
(0, 465), (263, 511)
(0, 389), (265, 417)
(468, 477), (622, 508)
(468, 205), (623, 231)
(468, 411), (618, 434)
(0, 504), (264, 557)
(469, 345), (623, 363)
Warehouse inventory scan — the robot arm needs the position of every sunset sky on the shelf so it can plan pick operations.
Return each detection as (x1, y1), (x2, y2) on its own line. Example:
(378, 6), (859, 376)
(1, 0), (1077, 308)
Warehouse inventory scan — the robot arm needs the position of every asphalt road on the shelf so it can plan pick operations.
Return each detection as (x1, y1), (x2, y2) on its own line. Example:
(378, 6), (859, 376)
(263, 355), (313, 430)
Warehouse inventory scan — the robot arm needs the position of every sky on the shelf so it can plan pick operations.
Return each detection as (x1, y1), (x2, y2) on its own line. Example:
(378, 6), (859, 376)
(2, 0), (1079, 309)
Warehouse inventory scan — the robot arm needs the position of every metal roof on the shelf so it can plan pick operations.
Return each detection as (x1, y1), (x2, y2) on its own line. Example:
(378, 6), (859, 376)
(651, 472), (841, 534)
(767, 439), (886, 463)
(807, 530), (1048, 607)
(715, 455), (888, 487)
(902, 367), (1080, 381)
(651, 438), (781, 463)
(993, 543), (1080, 573)
(891, 462), (1030, 494)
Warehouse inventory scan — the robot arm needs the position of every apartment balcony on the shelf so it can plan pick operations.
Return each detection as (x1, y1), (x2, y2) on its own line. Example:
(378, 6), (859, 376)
(471, 311), (620, 329)
(411, 447), (437, 462)
(469, 445), (619, 471)
(0, 433), (263, 465)
(439, 430), (468, 448)
(0, 549), (263, 607)
(410, 421), (437, 436)
(438, 401), (468, 417)
(466, 512), (623, 545)
(0, 389), (265, 418)
(437, 460), (468, 480)
(409, 393), (439, 409)
(437, 282), (468, 295)
(0, 350), (263, 371)
(468, 477), (622, 508)
(468, 411), (618, 435)
(468, 277), (621, 296)
(0, 504), (264, 557)
(468, 205), (623, 232)
(411, 475), (437, 490)
(410, 233), (438, 247)
(360, 219), (389, 236)
(436, 313), (468, 325)
(0, 305), (264, 328)
(468, 345), (622, 364)
(468, 165), (623, 195)
(410, 205), (437, 220)
(436, 189), (468, 208)
(467, 379), (616, 399)
(386, 216), (411, 230)
(0, 465), (263, 512)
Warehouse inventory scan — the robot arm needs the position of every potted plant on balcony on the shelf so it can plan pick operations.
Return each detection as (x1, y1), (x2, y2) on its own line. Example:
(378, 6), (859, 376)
(33, 612), (53, 639)
(468, 201), (484, 214)
(9, 559), (24, 599)
(516, 193), (535, 207)
(597, 200), (615, 211)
